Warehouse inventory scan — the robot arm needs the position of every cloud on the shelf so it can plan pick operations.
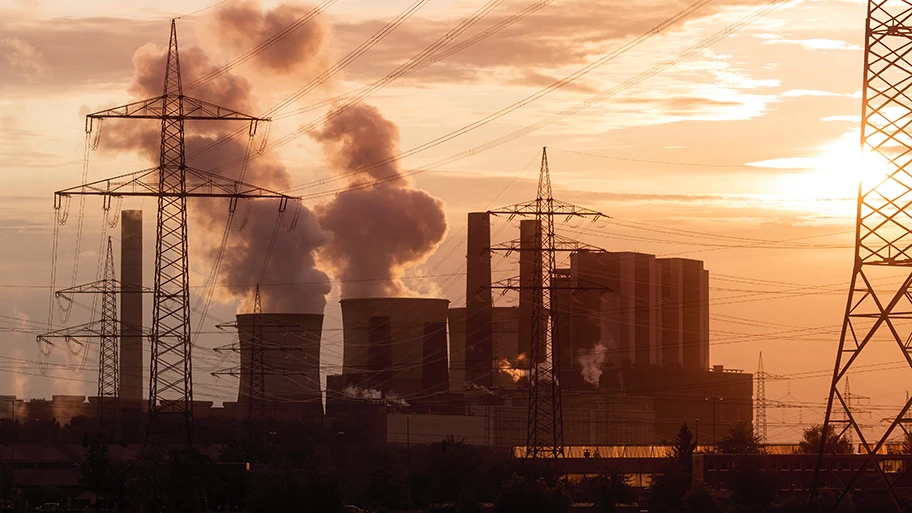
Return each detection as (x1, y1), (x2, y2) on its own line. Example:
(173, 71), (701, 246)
(821, 115), (859, 122)
(0, 16), (164, 92)
(332, 0), (786, 87)
(746, 157), (820, 169)
(765, 38), (861, 51)
(781, 89), (842, 98)
(0, 38), (46, 81)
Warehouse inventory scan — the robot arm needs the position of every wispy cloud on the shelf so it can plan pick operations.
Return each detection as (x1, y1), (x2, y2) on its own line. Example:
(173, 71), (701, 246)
(765, 38), (861, 51)
(781, 89), (842, 98)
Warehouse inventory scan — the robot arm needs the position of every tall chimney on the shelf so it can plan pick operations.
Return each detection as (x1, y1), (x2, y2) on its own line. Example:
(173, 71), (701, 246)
(465, 212), (494, 387)
(519, 219), (543, 361)
(120, 210), (143, 404)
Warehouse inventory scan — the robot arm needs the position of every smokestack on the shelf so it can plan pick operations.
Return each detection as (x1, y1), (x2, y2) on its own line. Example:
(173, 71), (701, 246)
(519, 219), (543, 362)
(120, 210), (143, 405)
(465, 213), (494, 387)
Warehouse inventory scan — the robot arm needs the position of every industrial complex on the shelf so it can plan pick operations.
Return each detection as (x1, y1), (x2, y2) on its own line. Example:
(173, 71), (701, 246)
(24, 205), (751, 451)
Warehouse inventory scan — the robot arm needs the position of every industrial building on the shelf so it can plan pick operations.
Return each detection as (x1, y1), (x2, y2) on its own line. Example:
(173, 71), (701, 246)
(320, 212), (749, 447)
(19, 207), (750, 449)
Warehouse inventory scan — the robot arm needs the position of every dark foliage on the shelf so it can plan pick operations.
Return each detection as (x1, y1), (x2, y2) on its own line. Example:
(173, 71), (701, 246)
(493, 474), (571, 513)
(797, 424), (852, 454)
(717, 421), (763, 455)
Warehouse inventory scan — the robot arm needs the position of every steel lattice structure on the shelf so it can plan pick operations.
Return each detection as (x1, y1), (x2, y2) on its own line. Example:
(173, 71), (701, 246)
(37, 238), (147, 439)
(54, 20), (295, 445)
(755, 352), (767, 443)
(810, 2), (912, 510)
(489, 148), (606, 458)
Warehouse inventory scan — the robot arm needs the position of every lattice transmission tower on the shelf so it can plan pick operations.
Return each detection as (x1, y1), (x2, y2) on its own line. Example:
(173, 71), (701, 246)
(810, 2), (912, 510)
(37, 237), (149, 439)
(489, 148), (607, 458)
(54, 20), (296, 445)
(756, 352), (767, 443)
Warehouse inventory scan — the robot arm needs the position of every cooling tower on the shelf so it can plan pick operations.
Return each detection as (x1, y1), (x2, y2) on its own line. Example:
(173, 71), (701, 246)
(236, 313), (323, 419)
(341, 298), (450, 398)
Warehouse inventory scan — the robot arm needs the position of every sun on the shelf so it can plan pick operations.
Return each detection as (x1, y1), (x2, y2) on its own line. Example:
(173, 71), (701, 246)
(777, 135), (895, 206)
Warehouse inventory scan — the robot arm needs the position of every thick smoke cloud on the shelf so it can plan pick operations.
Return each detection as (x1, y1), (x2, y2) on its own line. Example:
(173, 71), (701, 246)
(99, 3), (333, 314)
(206, 1), (331, 75)
(312, 103), (448, 298)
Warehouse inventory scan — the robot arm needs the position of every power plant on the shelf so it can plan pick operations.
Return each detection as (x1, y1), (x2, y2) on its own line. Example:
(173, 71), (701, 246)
(35, 15), (751, 455)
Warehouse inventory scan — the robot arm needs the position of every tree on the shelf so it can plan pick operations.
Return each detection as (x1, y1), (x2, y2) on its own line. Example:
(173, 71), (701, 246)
(682, 482), (720, 513)
(574, 474), (630, 513)
(727, 459), (778, 507)
(717, 421), (763, 455)
(246, 461), (344, 513)
(797, 424), (852, 454)
(672, 423), (696, 472)
(0, 464), (14, 500)
(80, 434), (123, 513)
(493, 474), (571, 513)
(648, 466), (691, 510)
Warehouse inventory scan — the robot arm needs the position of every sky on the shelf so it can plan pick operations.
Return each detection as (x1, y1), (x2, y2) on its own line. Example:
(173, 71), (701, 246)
(0, 0), (891, 443)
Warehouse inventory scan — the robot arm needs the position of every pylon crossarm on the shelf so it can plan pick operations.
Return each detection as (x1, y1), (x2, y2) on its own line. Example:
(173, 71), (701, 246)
(214, 319), (302, 330)
(56, 280), (152, 299)
(56, 167), (299, 201)
(88, 95), (268, 123)
(37, 320), (150, 342)
(490, 237), (601, 253)
(182, 96), (270, 122)
(210, 366), (309, 377)
(55, 168), (159, 198)
(212, 343), (307, 353)
(87, 96), (167, 120)
(488, 200), (606, 219)
(184, 168), (296, 199)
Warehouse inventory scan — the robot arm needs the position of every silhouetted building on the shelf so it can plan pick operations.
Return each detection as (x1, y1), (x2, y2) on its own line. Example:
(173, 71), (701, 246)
(656, 257), (710, 369)
(341, 297), (450, 397)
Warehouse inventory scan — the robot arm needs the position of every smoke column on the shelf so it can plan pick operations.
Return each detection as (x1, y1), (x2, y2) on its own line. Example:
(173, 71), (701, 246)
(578, 342), (609, 387)
(311, 103), (448, 298)
(100, 3), (333, 313)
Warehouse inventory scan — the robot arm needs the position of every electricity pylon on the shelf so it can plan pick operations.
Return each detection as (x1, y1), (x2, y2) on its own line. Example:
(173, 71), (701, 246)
(756, 353), (767, 443)
(810, 2), (912, 510)
(37, 238), (149, 439)
(53, 20), (296, 445)
(489, 148), (607, 458)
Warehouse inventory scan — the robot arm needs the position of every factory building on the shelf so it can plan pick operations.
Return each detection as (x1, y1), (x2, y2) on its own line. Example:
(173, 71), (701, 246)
(340, 297), (450, 398)
(234, 313), (324, 420)
(448, 306), (522, 392)
(656, 257), (710, 369)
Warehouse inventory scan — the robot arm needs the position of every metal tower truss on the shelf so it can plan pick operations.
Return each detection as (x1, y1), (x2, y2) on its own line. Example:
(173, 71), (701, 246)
(756, 352), (767, 443)
(36, 238), (149, 439)
(811, 2), (912, 510)
(488, 147), (607, 459)
(53, 20), (297, 445)
(211, 286), (307, 421)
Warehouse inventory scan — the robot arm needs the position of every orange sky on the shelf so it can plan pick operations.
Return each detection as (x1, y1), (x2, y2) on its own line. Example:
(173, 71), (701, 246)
(0, 0), (888, 443)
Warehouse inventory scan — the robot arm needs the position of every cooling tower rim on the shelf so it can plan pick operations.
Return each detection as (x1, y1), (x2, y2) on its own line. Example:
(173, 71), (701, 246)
(236, 313), (325, 318)
(447, 305), (520, 312)
(339, 297), (450, 305)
